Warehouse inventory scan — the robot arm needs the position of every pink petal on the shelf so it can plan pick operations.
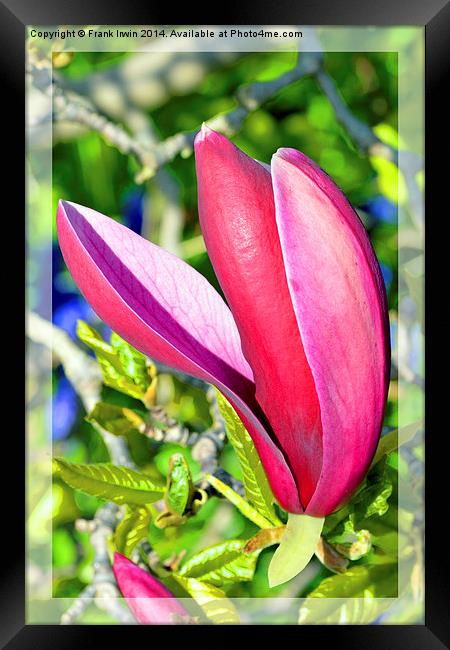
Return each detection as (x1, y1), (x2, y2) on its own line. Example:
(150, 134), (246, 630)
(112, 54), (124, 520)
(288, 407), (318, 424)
(113, 553), (188, 623)
(271, 148), (390, 516)
(57, 200), (300, 512)
(195, 126), (321, 510)
(57, 200), (251, 386)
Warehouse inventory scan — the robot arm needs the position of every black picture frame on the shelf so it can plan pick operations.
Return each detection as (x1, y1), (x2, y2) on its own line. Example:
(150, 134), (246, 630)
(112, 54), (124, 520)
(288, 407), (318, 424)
(9, 0), (449, 646)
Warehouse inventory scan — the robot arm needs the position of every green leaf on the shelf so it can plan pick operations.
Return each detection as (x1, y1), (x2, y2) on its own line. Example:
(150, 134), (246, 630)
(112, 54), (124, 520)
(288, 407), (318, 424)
(369, 155), (407, 205)
(166, 454), (193, 516)
(110, 332), (150, 392)
(307, 562), (397, 599)
(370, 420), (423, 469)
(206, 474), (273, 529)
(153, 444), (201, 482)
(298, 563), (397, 624)
(77, 321), (155, 404)
(330, 520), (372, 561)
(178, 539), (260, 586)
(87, 402), (145, 436)
(173, 575), (240, 624)
(359, 482), (393, 519)
(324, 458), (395, 546)
(53, 458), (165, 506)
(52, 528), (77, 568)
(268, 514), (325, 587)
(215, 391), (281, 526)
(353, 459), (394, 520)
(114, 505), (152, 558)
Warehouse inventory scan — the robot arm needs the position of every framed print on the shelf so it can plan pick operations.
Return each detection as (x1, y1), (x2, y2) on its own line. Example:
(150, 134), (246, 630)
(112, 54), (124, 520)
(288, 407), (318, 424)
(6, 0), (448, 645)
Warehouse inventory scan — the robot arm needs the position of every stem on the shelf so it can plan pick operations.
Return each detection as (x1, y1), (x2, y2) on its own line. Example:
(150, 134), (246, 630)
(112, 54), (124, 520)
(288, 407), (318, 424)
(205, 474), (273, 530)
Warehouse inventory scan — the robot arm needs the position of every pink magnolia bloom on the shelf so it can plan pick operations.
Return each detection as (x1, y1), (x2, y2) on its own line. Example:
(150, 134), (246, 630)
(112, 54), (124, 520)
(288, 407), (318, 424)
(113, 553), (189, 624)
(57, 126), (390, 517)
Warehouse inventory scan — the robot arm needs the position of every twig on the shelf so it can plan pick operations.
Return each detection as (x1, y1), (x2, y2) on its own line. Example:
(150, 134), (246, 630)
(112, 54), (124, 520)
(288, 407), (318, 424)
(60, 584), (96, 624)
(61, 504), (135, 624)
(27, 310), (131, 466)
(316, 69), (384, 154)
(29, 45), (423, 229)
(53, 84), (154, 171)
(26, 311), (135, 623)
(48, 53), (322, 181)
(191, 387), (226, 475)
(315, 68), (423, 229)
(27, 310), (101, 413)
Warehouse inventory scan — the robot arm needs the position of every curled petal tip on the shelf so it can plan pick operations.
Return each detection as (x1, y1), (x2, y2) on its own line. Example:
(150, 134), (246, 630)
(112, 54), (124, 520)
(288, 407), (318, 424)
(194, 124), (231, 151)
(195, 122), (215, 146)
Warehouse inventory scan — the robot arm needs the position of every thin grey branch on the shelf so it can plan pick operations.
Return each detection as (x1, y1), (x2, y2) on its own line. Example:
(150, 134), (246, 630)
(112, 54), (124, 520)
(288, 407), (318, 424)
(26, 310), (131, 467)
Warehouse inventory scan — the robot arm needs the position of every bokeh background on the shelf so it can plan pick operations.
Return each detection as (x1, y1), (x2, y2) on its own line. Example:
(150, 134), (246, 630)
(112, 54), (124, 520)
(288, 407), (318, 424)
(26, 38), (424, 623)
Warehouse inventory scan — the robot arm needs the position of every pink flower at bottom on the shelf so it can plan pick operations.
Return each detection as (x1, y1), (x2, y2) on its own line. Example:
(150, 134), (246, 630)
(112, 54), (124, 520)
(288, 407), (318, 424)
(113, 553), (190, 624)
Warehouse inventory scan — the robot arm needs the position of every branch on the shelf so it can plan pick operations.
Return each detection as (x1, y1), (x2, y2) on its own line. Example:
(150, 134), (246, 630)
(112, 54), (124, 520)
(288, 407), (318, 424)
(316, 69), (382, 154)
(142, 385), (226, 476)
(49, 53), (322, 182)
(61, 504), (135, 624)
(27, 310), (101, 412)
(315, 68), (423, 228)
(27, 310), (131, 466)
(53, 84), (154, 172)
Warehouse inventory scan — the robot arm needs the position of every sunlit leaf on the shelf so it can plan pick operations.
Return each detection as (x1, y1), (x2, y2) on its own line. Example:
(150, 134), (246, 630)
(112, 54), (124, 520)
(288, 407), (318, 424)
(53, 458), (165, 506)
(173, 575), (240, 624)
(114, 505), (152, 557)
(206, 473), (273, 529)
(178, 539), (260, 586)
(373, 123), (406, 150)
(52, 528), (77, 568)
(166, 454), (193, 516)
(87, 402), (145, 436)
(110, 332), (150, 392)
(153, 444), (201, 482)
(215, 391), (281, 526)
(298, 563), (397, 623)
(304, 562), (397, 600)
(77, 321), (156, 404)
(370, 155), (407, 205)
(370, 420), (423, 468)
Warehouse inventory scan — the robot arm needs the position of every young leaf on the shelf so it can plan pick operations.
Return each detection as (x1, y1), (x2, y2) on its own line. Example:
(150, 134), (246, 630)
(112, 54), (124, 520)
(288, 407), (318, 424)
(328, 520), (372, 561)
(110, 332), (150, 393)
(324, 457), (396, 547)
(166, 454), (194, 516)
(307, 562), (397, 600)
(173, 575), (240, 624)
(268, 514), (325, 588)
(53, 458), (165, 506)
(353, 459), (394, 519)
(215, 391), (281, 526)
(77, 321), (155, 404)
(206, 474), (273, 529)
(370, 420), (423, 469)
(178, 539), (260, 586)
(114, 505), (152, 558)
(298, 564), (397, 624)
(87, 402), (145, 437)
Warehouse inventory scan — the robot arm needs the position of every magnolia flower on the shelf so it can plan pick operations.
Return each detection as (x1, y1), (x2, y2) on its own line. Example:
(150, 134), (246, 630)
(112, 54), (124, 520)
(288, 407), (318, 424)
(57, 125), (390, 517)
(113, 553), (190, 624)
